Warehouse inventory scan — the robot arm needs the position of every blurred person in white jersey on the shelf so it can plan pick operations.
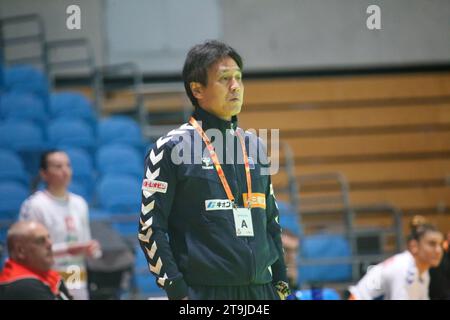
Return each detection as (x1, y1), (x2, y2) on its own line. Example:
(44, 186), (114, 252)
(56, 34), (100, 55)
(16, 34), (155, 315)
(349, 216), (443, 300)
(19, 150), (101, 300)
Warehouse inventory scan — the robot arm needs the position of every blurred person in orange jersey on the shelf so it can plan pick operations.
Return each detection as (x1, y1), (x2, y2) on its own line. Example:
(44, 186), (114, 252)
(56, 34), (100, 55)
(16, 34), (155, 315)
(0, 221), (72, 299)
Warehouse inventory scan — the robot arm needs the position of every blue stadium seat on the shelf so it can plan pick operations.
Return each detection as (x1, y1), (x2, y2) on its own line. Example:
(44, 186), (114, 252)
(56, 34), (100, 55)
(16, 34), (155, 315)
(0, 149), (28, 186)
(0, 181), (29, 219)
(68, 181), (90, 203)
(36, 179), (90, 203)
(50, 92), (97, 128)
(4, 65), (49, 107)
(299, 234), (352, 283)
(89, 208), (111, 221)
(278, 201), (302, 236)
(0, 63), (4, 92)
(48, 119), (96, 151)
(98, 116), (144, 150)
(96, 144), (143, 179)
(62, 147), (95, 201)
(0, 225), (9, 248)
(0, 120), (46, 176)
(96, 174), (141, 214)
(134, 249), (165, 298)
(112, 221), (138, 238)
(0, 92), (47, 125)
(0, 120), (46, 152)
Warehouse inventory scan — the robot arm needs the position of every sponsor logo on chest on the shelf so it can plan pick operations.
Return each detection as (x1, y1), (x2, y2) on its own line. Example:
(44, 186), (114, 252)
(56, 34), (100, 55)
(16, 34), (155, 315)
(202, 157), (214, 170)
(205, 199), (233, 211)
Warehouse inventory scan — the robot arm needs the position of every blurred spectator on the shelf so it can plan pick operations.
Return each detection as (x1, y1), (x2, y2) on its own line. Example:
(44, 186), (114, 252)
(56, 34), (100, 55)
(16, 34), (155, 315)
(348, 216), (443, 300)
(19, 150), (101, 300)
(429, 231), (450, 300)
(0, 221), (72, 299)
(281, 228), (300, 291)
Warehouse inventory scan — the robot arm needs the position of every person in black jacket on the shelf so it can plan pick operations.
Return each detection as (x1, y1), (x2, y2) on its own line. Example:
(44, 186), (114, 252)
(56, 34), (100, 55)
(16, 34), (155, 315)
(138, 40), (289, 300)
(0, 221), (72, 299)
(429, 232), (450, 300)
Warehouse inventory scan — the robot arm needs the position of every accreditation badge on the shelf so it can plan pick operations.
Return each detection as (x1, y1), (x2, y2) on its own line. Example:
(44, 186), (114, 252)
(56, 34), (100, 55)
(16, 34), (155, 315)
(233, 207), (254, 237)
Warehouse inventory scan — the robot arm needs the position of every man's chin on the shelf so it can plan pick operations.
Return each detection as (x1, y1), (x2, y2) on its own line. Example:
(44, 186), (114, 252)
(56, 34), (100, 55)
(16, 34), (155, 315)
(229, 105), (242, 116)
(47, 257), (55, 268)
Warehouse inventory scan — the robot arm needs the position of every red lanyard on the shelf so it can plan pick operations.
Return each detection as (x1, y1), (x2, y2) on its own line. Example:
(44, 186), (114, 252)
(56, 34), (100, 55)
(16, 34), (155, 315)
(189, 116), (252, 208)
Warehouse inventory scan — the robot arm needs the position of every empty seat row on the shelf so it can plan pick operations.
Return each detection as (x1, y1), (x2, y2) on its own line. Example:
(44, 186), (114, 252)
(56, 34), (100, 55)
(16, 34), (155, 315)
(0, 143), (144, 204)
(0, 91), (96, 127)
(0, 173), (141, 219)
(0, 116), (145, 151)
(3, 65), (49, 106)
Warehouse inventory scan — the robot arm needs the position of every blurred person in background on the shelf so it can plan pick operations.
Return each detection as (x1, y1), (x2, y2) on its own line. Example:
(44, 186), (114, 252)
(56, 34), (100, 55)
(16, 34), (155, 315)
(429, 230), (450, 300)
(0, 221), (72, 299)
(348, 216), (443, 300)
(281, 228), (300, 292)
(19, 150), (100, 300)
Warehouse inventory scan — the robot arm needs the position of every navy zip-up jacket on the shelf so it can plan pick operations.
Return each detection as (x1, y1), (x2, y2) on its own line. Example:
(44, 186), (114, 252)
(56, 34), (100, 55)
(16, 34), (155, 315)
(138, 107), (287, 299)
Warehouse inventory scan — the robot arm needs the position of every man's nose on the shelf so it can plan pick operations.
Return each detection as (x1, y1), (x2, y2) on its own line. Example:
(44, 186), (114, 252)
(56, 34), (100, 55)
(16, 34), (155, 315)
(230, 78), (241, 91)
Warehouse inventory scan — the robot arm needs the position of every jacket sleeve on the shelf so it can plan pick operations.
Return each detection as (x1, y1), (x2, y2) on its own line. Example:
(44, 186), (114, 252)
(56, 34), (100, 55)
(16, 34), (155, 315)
(138, 142), (188, 300)
(1, 279), (57, 300)
(266, 176), (289, 285)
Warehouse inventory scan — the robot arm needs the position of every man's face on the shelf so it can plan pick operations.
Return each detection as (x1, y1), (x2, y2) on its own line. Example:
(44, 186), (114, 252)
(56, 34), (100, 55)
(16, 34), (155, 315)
(40, 152), (72, 189)
(192, 56), (244, 120)
(412, 231), (444, 268)
(20, 224), (54, 272)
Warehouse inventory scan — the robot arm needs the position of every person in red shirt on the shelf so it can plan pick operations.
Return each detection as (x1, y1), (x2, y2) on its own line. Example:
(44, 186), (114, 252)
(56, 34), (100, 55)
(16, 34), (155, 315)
(0, 221), (72, 299)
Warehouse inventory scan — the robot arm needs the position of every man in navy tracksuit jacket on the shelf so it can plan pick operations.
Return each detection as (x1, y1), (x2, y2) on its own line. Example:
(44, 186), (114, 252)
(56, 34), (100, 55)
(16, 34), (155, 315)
(138, 40), (289, 300)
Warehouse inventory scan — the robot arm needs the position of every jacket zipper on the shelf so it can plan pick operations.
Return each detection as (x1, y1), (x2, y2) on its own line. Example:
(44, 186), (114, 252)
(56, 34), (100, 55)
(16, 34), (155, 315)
(230, 132), (256, 283)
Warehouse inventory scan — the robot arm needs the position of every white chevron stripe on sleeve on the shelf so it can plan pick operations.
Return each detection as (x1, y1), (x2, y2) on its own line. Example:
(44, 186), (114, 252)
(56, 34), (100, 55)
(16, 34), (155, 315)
(146, 167), (160, 180)
(150, 149), (164, 166)
(138, 227), (153, 243)
(143, 190), (153, 199)
(146, 242), (157, 259)
(157, 273), (168, 287)
(141, 200), (155, 215)
(166, 129), (186, 137)
(140, 217), (153, 231)
(179, 123), (194, 130)
(156, 136), (172, 149)
(149, 257), (162, 275)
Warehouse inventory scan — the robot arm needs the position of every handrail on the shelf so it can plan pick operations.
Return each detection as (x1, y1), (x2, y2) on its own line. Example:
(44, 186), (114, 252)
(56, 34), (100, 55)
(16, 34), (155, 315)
(0, 13), (48, 73)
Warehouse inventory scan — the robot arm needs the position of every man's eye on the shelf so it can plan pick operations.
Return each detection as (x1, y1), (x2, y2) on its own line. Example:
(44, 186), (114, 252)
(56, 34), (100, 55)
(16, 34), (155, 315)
(35, 239), (45, 245)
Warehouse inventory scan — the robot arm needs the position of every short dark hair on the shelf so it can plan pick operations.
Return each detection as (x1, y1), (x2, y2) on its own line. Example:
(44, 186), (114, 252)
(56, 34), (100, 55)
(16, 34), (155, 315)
(182, 40), (243, 107)
(40, 149), (61, 170)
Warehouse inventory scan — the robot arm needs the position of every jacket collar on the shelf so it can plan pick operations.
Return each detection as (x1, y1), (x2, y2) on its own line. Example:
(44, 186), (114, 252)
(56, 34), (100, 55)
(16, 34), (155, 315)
(0, 259), (61, 295)
(192, 107), (238, 134)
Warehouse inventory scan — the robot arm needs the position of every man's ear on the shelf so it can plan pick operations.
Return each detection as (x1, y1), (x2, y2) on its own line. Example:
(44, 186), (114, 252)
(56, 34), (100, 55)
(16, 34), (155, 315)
(15, 242), (27, 261)
(190, 82), (204, 100)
